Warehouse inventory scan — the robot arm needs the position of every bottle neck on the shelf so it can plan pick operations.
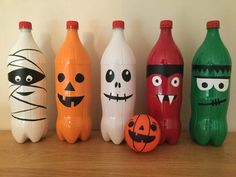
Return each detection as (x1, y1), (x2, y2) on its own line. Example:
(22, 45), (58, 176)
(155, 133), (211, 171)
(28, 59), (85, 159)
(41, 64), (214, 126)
(65, 28), (80, 43)
(111, 28), (125, 41)
(205, 28), (222, 42)
(18, 28), (33, 38)
(158, 28), (174, 42)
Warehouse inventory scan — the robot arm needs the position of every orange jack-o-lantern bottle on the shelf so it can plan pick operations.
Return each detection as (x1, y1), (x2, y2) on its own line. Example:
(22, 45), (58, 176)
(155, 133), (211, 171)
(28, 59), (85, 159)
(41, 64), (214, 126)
(55, 21), (92, 143)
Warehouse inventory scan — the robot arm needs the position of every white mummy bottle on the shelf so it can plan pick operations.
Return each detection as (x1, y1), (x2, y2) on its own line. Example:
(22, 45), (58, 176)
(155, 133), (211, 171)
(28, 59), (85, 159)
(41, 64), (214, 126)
(7, 21), (48, 143)
(101, 20), (136, 144)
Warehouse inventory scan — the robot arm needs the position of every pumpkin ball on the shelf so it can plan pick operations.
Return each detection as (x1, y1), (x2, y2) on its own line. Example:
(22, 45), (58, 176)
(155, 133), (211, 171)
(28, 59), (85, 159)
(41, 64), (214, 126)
(125, 114), (161, 152)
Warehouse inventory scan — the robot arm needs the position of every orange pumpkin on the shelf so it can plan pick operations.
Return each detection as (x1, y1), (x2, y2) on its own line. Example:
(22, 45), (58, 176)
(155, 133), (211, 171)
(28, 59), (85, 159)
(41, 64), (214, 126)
(55, 21), (91, 144)
(125, 114), (161, 152)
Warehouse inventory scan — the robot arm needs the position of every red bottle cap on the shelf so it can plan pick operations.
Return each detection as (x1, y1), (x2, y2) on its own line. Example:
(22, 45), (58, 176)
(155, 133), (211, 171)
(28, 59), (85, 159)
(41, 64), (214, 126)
(160, 20), (173, 29)
(207, 20), (220, 29)
(66, 21), (79, 29)
(112, 20), (125, 29)
(19, 21), (32, 29)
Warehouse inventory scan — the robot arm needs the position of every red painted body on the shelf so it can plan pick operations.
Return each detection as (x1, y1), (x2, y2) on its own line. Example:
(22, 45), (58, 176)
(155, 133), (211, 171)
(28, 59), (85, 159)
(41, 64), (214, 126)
(146, 20), (184, 144)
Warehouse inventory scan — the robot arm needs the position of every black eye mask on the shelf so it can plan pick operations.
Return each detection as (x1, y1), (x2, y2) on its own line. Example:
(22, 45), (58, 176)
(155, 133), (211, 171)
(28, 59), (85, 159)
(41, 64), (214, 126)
(147, 65), (183, 77)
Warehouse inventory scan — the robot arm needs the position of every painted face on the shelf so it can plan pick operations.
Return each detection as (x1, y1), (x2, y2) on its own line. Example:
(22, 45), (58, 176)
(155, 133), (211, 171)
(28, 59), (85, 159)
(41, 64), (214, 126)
(57, 71), (84, 107)
(147, 65), (183, 105)
(125, 114), (161, 152)
(192, 65), (231, 109)
(8, 48), (47, 121)
(102, 66), (134, 103)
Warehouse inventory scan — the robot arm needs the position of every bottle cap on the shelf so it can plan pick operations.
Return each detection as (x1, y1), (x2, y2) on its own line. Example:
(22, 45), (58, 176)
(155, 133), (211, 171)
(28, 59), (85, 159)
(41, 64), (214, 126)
(112, 20), (125, 29)
(160, 20), (172, 29)
(19, 21), (32, 29)
(207, 20), (220, 29)
(66, 21), (79, 29)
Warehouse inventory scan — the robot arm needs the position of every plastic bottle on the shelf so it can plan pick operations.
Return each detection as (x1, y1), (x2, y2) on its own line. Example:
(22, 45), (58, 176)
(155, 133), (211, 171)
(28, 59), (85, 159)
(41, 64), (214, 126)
(190, 20), (231, 146)
(101, 20), (136, 144)
(146, 20), (184, 145)
(7, 21), (48, 143)
(55, 21), (92, 144)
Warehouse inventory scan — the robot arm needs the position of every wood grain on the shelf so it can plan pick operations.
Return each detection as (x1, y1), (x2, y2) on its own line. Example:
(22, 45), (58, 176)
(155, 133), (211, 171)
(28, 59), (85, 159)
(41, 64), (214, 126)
(0, 131), (235, 177)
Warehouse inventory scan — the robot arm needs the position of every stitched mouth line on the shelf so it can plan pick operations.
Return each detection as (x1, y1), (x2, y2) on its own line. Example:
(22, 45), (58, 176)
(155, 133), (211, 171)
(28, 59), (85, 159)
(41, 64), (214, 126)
(128, 130), (155, 143)
(58, 94), (84, 107)
(198, 98), (226, 106)
(104, 93), (133, 102)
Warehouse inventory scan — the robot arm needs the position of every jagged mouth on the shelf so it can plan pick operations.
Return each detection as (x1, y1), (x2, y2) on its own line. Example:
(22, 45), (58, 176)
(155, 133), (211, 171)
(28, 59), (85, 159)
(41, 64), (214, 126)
(104, 93), (133, 102)
(156, 94), (176, 104)
(128, 130), (155, 143)
(57, 94), (84, 107)
(198, 98), (226, 106)
(17, 91), (34, 96)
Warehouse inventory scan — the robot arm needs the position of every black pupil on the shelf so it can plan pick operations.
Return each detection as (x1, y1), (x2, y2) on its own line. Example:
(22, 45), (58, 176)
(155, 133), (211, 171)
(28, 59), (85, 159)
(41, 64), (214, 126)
(16, 76), (20, 81)
(106, 69), (115, 82)
(156, 79), (159, 83)
(128, 121), (134, 127)
(174, 80), (177, 84)
(122, 69), (131, 82)
(219, 83), (224, 89)
(202, 82), (208, 88)
(58, 73), (65, 82)
(75, 73), (84, 83)
(27, 76), (31, 81)
(151, 124), (157, 131)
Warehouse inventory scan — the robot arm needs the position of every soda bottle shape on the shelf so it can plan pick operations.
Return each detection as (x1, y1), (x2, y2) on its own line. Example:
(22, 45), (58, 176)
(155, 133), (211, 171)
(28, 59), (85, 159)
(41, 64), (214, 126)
(101, 20), (136, 144)
(55, 21), (92, 144)
(190, 20), (231, 146)
(146, 20), (184, 145)
(7, 21), (48, 143)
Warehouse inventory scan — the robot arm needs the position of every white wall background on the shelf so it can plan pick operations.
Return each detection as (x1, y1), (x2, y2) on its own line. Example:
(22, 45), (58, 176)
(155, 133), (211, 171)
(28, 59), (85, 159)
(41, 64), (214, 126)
(0, 0), (235, 131)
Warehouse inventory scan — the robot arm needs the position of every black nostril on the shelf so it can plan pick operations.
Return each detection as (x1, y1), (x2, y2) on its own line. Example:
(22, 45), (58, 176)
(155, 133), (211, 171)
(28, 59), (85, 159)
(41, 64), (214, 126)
(115, 82), (118, 88)
(65, 82), (75, 91)
(118, 83), (121, 88)
(139, 125), (144, 130)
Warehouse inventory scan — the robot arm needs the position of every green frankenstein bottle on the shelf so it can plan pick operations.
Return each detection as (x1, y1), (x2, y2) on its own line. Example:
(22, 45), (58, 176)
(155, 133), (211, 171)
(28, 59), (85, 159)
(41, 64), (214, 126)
(190, 20), (231, 146)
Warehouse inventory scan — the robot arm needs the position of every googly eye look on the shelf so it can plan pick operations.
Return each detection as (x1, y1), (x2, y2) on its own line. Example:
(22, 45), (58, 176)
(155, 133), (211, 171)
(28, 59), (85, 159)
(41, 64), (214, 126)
(122, 69), (131, 82)
(106, 69), (115, 82)
(197, 78), (214, 91)
(152, 76), (162, 87)
(171, 77), (180, 87)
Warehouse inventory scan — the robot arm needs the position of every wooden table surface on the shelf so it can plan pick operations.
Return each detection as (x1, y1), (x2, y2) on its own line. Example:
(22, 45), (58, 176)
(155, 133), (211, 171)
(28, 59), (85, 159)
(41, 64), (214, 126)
(0, 131), (235, 177)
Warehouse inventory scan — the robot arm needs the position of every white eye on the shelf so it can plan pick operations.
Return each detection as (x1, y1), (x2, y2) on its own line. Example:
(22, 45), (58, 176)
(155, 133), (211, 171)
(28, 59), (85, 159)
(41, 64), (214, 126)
(171, 77), (180, 87)
(213, 79), (229, 92)
(15, 76), (21, 82)
(26, 75), (33, 82)
(152, 76), (162, 86)
(196, 78), (214, 91)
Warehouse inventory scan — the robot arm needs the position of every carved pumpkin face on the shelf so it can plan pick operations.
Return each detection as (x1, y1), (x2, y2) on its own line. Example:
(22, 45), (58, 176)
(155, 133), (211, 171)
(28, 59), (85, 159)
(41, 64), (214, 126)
(125, 114), (161, 152)
(56, 66), (86, 108)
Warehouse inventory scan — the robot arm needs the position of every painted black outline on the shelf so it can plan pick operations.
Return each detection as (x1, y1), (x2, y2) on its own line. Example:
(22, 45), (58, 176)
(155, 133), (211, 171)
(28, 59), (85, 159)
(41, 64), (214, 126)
(12, 114), (46, 121)
(147, 65), (183, 77)
(104, 93), (133, 102)
(57, 93), (84, 107)
(192, 65), (231, 73)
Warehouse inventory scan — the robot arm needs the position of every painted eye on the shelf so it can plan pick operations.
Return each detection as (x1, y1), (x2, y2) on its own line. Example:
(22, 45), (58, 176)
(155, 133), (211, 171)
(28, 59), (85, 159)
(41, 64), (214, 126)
(75, 73), (84, 83)
(58, 73), (65, 82)
(150, 124), (157, 131)
(106, 69), (115, 82)
(152, 76), (162, 86)
(196, 78), (213, 91)
(171, 77), (180, 87)
(15, 76), (21, 82)
(213, 79), (229, 92)
(26, 75), (33, 82)
(122, 69), (131, 82)
(128, 121), (134, 127)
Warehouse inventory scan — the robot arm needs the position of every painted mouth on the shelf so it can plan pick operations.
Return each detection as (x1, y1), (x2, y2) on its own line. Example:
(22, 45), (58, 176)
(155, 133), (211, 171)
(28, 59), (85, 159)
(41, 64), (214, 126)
(17, 91), (34, 96)
(156, 94), (176, 104)
(57, 94), (84, 107)
(198, 98), (226, 106)
(128, 130), (155, 143)
(104, 93), (133, 102)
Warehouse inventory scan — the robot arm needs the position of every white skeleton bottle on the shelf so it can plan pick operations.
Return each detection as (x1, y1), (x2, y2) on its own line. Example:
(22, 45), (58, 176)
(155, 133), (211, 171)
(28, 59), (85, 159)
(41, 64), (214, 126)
(101, 20), (136, 144)
(7, 21), (48, 143)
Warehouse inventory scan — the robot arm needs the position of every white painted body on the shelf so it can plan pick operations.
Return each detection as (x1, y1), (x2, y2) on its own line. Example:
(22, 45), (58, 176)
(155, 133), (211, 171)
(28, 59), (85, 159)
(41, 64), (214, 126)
(7, 28), (48, 143)
(101, 28), (136, 144)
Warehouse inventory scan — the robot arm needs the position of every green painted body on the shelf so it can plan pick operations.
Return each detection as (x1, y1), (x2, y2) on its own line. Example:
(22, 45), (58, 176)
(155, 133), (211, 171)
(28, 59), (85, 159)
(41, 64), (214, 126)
(190, 28), (231, 146)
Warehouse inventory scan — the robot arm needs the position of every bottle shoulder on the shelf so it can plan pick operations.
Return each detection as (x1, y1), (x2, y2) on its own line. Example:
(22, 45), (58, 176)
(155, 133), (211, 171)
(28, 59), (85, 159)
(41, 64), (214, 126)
(147, 40), (183, 65)
(101, 40), (136, 65)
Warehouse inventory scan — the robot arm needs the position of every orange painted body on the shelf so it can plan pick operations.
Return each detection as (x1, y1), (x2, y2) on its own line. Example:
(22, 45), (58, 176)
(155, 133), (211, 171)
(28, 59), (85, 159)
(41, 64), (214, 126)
(55, 26), (92, 143)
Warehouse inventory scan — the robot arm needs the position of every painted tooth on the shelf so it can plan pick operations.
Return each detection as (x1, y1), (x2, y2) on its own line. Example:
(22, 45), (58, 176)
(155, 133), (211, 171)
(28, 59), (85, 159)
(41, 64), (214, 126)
(63, 95), (66, 101)
(158, 95), (164, 103)
(168, 95), (174, 104)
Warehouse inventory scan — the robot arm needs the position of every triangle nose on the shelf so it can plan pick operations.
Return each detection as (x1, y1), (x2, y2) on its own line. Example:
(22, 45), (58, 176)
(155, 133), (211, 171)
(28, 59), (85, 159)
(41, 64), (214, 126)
(65, 82), (75, 91)
(139, 125), (144, 130)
